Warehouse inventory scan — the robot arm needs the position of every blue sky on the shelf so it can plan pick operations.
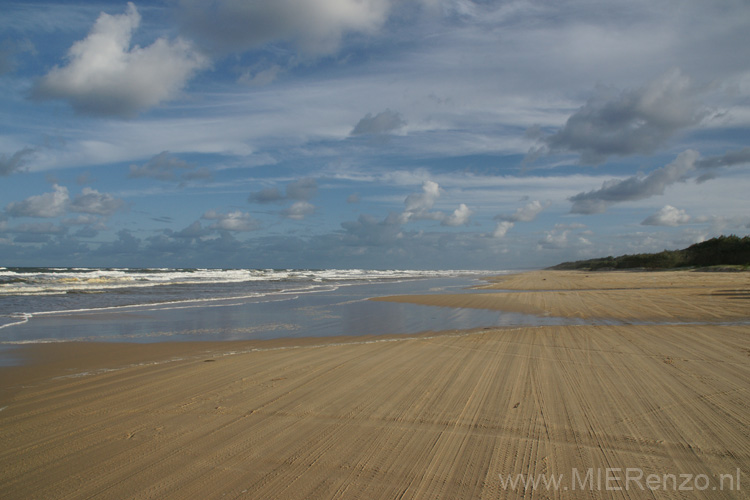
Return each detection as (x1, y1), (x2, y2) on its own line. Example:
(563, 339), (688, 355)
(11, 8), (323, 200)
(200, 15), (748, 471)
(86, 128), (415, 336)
(1, 0), (749, 269)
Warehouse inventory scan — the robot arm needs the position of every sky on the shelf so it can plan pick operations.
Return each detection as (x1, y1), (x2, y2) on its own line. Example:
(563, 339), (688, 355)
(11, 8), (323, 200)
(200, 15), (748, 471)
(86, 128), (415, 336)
(1, 0), (749, 269)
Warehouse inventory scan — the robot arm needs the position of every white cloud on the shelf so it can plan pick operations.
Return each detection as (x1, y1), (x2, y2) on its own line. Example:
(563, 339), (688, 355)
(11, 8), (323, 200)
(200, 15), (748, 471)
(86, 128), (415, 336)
(442, 203), (472, 227)
(642, 205), (691, 227)
(492, 221), (514, 239)
(538, 229), (569, 250)
(498, 199), (547, 223)
(202, 210), (261, 232)
(32, 3), (207, 117)
(402, 180), (441, 221)
(282, 201), (316, 220)
(5, 184), (69, 218)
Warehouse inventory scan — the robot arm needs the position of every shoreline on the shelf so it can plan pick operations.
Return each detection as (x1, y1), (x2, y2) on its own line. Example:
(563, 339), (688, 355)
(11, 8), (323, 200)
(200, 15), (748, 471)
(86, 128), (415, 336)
(2, 270), (749, 499)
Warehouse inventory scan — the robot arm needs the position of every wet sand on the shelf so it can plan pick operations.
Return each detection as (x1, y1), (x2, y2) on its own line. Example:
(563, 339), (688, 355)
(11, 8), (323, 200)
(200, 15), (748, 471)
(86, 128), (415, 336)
(375, 269), (750, 322)
(1, 270), (749, 499)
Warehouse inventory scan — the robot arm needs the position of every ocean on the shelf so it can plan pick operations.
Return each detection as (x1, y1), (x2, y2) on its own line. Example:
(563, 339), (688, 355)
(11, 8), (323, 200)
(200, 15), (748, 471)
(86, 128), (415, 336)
(0, 267), (575, 350)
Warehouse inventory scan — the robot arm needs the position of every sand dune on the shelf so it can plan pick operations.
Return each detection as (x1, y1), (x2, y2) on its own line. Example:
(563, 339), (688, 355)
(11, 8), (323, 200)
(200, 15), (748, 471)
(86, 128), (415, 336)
(1, 271), (749, 499)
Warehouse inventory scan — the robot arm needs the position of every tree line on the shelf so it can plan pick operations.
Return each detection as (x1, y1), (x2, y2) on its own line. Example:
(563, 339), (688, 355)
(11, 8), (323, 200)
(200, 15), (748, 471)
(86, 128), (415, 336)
(549, 235), (750, 270)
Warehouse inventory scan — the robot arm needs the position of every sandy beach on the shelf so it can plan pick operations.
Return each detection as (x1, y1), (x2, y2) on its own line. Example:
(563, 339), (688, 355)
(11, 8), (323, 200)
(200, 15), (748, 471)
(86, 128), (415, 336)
(1, 270), (749, 499)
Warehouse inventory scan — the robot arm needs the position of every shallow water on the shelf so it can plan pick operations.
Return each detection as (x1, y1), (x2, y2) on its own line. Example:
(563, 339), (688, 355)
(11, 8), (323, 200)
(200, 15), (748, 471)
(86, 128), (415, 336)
(0, 276), (588, 348)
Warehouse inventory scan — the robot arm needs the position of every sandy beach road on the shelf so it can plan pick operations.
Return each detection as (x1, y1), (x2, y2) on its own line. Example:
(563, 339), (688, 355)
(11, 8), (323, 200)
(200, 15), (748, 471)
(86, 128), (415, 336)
(1, 323), (748, 499)
(1, 270), (749, 499)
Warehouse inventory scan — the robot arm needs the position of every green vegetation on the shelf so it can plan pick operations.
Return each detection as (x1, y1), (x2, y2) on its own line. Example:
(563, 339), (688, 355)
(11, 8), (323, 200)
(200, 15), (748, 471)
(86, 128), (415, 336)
(549, 235), (750, 271)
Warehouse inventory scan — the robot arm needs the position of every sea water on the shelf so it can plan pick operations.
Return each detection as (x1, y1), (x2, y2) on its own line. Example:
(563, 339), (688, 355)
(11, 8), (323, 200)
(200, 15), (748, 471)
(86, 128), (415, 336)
(0, 267), (578, 347)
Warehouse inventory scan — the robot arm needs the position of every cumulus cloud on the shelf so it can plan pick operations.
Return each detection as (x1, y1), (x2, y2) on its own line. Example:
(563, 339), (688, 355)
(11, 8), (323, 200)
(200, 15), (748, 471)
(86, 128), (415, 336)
(537, 224), (592, 251)
(641, 205), (691, 227)
(403, 180), (441, 220)
(0, 147), (35, 176)
(491, 199), (546, 237)
(5, 185), (125, 219)
(5, 184), (69, 218)
(540, 69), (704, 164)
(336, 181), (473, 249)
(497, 199), (547, 223)
(351, 109), (406, 136)
(202, 210), (261, 232)
(282, 201), (316, 220)
(177, 0), (392, 56)
(399, 181), (474, 226)
(442, 203), (473, 227)
(569, 149), (699, 214)
(492, 221), (514, 239)
(69, 188), (126, 216)
(32, 3), (207, 117)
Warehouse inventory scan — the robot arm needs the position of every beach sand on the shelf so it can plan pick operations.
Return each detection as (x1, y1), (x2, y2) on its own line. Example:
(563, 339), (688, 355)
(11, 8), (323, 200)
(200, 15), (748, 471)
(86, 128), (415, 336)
(1, 270), (749, 499)
(374, 269), (750, 322)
